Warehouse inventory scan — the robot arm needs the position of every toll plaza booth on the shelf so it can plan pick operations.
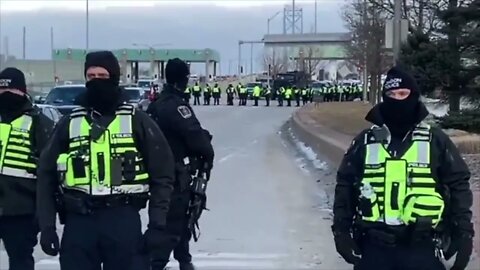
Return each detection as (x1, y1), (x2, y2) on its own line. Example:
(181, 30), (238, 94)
(52, 48), (221, 85)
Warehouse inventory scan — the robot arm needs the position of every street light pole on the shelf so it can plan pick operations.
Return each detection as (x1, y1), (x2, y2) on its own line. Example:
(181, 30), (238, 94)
(393, 0), (401, 64)
(267, 11), (282, 35)
(86, 0), (89, 52)
(314, 0), (318, 33)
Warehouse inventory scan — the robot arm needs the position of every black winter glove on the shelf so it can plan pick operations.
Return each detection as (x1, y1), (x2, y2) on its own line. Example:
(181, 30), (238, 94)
(445, 231), (473, 270)
(140, 227), (180, 253)
(333, 231), (361, 265)
(40, 227), (60, 256)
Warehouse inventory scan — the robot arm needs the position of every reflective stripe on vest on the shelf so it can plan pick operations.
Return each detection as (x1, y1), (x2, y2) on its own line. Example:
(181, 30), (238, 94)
(0, 115), (36, 179)
(58, 105), (149, 195)
(360, 124), (444, 227)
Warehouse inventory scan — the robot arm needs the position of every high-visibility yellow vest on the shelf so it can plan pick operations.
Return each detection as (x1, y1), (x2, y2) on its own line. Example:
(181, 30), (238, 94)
(0, 115), (36, 179)
(359, 123), (444, 228)
(184, 87), (191, 93)
(253, 86), (261, 97)
(212, 87), (220, 93)
(193, 86), (201, 92)
(57, 105), (149, 196)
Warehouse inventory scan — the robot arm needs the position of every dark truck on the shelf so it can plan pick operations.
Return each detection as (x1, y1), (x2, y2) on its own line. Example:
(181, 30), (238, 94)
(272, 71), (310, 99)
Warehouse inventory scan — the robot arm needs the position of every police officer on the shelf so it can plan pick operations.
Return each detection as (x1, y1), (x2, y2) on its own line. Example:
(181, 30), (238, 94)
(252, 84), (261, 106)
(264, 86), (271, 107)
(212, 83), (221, 106)
(226, 84), (235, 106)
(332, 66), (474, 270)
(0, 68), (54, 270)
(192, 82), (201, 106)
(184, 85), (191, 104)
(203, 84), (211, 105)
(37, 51), (176, 270)
(147, 58), (214, 270)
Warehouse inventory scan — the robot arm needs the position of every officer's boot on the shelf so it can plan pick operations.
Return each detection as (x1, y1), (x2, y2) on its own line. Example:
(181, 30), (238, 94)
(179, 262), (195, 270)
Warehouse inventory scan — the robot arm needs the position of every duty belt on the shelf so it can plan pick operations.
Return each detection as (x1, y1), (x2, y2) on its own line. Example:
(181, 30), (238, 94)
(62, 191), (148, 215)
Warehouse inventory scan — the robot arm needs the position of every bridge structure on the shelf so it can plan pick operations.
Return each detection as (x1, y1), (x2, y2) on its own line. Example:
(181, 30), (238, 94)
(262, 32), (351, 60)
(52, 48), (221, 83)
(238, 32), (351, 77)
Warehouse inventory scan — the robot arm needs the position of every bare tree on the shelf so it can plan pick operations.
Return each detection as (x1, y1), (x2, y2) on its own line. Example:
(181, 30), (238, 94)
(262, 47), (288, 76)
(342, 0), (391, 104)
(303, 46), (322, 79)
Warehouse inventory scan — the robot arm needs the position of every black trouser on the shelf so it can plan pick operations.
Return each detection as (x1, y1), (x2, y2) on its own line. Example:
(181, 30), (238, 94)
(151, 188), (192, 269)
(296, 96), (300, 106)
(60, 206), (143, 270)
(265, 96), (270, 106)
(355, 237), (445, 270)
(277, 96), (283, 106)
(227, 95), (234, 105)
(254, 97), (259, 106)
(0, 215), (38, 270)
(193, 95), (201, 105)
(302, 96), (308, 105)
(213, 97), (220, 105)
(287, 98), (291, 106)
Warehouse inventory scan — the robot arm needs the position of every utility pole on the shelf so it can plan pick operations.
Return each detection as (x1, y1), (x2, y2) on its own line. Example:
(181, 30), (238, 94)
(4, 36), (8, 61)
(51, 27), (57, 83)
(314, 0), (318, 33)
(292, 0), (296, 34)
(250, 43), (253, 75)
(393, 0), (401, 64)
(362, 0), (369, 103)
(238, 41), (242, 78)
(23, 27), (26, 60)
(86, 0), (89, 52)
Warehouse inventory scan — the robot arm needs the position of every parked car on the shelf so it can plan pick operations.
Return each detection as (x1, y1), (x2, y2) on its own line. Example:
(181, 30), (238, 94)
(35, 104), (62, 123)
(44, 84), (86, 115)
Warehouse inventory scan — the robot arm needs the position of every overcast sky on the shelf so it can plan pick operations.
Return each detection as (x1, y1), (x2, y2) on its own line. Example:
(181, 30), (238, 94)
(0, 0), (346, 74)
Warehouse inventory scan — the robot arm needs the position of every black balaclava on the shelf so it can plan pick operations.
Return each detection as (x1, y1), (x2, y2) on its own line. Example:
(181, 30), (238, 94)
(380, 66), (420, 136)
(0, 67), (28, 113)
(165, 58), (190, 95)
(84, 51), (121, 114)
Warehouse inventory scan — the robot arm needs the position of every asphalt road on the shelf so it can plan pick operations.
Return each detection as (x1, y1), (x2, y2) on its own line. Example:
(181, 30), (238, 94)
(0, 103), (347, 269)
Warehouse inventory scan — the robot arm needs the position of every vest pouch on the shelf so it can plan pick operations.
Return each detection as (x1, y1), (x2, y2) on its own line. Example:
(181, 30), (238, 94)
(402, 193), (445, 228)
(122, 151), (136, 182)
(65, 154), (90, 187)
(384, 159), (407, 225)
(359, 185), (380, 222)
(56, 153), (69, 181)
(110, 157), (123, 186)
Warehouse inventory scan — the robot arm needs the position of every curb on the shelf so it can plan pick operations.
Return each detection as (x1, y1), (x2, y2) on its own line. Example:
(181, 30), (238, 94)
(291, 104), (480, 265)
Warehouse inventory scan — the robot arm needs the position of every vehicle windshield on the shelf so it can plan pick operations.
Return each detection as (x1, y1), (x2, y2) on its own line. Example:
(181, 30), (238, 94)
(45, 86), (86, 106)
(124, 88), (141, 101)
(246, 83), (261, 88)
(137, 81), (152, 88)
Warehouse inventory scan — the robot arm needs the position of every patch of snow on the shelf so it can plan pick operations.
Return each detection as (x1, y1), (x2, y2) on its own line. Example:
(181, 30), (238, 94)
(424, 97), (475, 117)
(287, 127), (329, 171)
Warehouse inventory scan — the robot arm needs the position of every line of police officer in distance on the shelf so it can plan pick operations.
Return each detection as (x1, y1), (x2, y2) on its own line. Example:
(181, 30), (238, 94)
(148, 81), (367, 107)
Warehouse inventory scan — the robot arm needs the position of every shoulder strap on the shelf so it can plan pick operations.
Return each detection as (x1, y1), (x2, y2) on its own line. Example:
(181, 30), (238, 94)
(70, 106), (88, 118)
(116, 103), (135, 115)
(364, 124), (390, 145)
(412, 122), (431, 141)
